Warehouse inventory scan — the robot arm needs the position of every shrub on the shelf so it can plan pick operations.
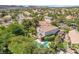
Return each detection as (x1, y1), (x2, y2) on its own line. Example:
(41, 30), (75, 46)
(44, 35), (55, 41)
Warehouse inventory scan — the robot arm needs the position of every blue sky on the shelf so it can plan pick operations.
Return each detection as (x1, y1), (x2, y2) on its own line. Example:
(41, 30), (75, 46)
(0, 0), (79, 6)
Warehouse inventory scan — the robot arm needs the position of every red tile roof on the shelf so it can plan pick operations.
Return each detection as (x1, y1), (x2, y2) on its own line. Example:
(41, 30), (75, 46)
(39, 21), (57, 32)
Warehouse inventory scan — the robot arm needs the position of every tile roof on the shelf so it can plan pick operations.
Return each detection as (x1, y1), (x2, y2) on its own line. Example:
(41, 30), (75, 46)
(39, 21), (57, 32)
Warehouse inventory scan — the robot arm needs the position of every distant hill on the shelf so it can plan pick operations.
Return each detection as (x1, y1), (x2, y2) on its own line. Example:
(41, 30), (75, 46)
(0, 5), (25, 9)
(0, 5), (79, 9)
(28, 5), (79, 8)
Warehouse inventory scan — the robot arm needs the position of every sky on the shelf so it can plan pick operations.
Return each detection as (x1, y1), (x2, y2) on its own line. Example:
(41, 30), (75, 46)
(0, 0), (79, 6)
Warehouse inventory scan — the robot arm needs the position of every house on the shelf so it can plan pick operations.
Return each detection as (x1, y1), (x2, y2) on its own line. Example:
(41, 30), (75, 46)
(33, 9), (38, 13)
(17, 14), (25, 20)
(3, 15), (12, 23)
(26, 17), (33, 20)
(23, 11), (31, 16)
(37, 20), (59, 37)
(0, 15), (12, 27)
(66, 15), (74, 20)
(66, 48), (75, 54)
(17, 14), (25, 24)
(44, 16), (52, 23)
(68, 30), (79, 44)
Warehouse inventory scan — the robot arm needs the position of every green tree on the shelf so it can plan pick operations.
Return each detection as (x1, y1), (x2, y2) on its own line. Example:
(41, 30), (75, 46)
(44, 35), (55, 41)
(0, 26), (13, 53)
(22, 19), (36, 36)
(7, 23), (25, 36)
(71, 44), (79, 53)
(50, 34), (68, 53)
(33, 48), (56, 54)
(8, 36), (37, 54)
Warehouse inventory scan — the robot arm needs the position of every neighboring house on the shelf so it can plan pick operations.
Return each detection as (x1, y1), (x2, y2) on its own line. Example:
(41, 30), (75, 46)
(66, 48), (75, 54)
(68, 30), (79, 44)
(33, 9), (38, 13)
(44, 16), (52, 23)
(59, 23), (69, 29)
(3, 15), (12, 22)
(23, 11), (31, 16)
(37, 20), (59, 37)
(66, 15), (74, 20)
(26, 17), (33, 20)
(0, 15), (12, 27)
(17, 14), (25, 24)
